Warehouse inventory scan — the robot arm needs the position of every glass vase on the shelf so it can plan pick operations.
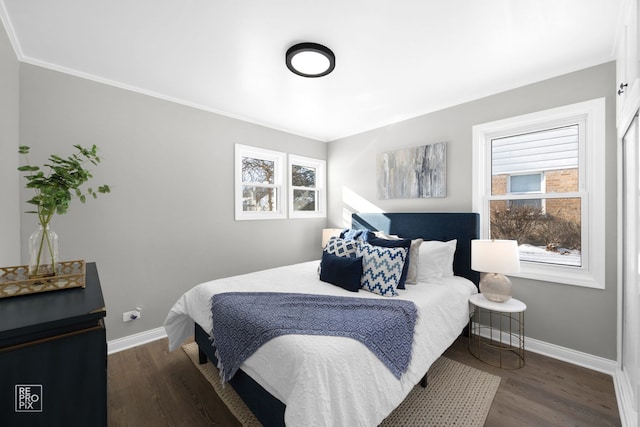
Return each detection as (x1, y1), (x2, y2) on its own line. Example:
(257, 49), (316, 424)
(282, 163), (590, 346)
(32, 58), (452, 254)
(28, 223), (59, 278)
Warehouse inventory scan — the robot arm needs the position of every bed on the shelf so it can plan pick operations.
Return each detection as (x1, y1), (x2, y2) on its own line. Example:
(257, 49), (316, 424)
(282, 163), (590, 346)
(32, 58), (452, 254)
(164, 212), (480, 426)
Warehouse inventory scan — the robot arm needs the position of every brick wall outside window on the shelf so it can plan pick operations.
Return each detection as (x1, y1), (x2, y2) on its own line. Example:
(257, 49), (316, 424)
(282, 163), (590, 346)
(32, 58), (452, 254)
(491, 168), (580, 223)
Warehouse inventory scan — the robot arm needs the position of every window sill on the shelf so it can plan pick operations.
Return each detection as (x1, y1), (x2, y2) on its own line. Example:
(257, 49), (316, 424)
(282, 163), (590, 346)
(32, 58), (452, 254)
(289, 211), (326, 219)
(510, 262), (604, 289)
(235, 212), (287, 221)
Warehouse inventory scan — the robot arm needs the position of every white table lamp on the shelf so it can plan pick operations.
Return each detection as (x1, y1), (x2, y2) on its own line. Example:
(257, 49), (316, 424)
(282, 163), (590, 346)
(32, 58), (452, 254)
(471, 239), (520, 303)
(321, 228), (343, 249)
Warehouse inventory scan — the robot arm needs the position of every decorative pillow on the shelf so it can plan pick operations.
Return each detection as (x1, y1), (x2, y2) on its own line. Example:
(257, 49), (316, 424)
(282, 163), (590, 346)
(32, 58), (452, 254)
(339, 228), (369, 242)
(372, 232), (423, 285)
(366, 235), (412, 289)
(319, 251), (363, 292)
(417, 239), (457, 282)
(325, 236), (358, 258)
(356, 241), (407, 297)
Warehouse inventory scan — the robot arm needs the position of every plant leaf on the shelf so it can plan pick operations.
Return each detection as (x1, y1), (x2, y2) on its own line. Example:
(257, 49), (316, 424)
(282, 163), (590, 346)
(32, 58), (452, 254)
(17, 165), (39, 172)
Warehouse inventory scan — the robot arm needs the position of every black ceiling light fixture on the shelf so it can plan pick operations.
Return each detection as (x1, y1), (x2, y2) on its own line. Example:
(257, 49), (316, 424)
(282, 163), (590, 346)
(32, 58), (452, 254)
(286, 42), (335, 78)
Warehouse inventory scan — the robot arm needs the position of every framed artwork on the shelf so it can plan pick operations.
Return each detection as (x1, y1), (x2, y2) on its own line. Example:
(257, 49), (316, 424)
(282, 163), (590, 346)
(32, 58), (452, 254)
(376, 142), (446, 199)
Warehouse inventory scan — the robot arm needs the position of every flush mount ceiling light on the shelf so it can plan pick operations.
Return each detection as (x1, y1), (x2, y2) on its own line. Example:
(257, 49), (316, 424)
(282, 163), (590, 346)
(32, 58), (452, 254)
(286, 42), (335, 78)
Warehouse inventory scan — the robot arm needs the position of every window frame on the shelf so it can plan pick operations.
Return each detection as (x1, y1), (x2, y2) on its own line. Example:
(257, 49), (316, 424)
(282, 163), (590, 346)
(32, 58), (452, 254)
(507, 172), (545, 211)
(235, 144), (287, 220)
(288, 154), (326, 219)
(472, 98), (606, 289)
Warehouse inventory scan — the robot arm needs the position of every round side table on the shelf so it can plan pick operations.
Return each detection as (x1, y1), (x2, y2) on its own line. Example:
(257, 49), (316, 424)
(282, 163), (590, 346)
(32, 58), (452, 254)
(468, 293), (527, 369)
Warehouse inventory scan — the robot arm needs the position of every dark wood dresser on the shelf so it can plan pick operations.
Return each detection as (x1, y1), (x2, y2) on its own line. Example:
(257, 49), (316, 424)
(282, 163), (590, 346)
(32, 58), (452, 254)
(0, 262), (107, 426)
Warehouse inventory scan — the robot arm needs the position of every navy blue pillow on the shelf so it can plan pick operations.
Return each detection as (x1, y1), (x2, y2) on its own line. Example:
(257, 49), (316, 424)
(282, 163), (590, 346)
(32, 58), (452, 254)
(367, 235), (411, 289)
(320, 251), (363, 292)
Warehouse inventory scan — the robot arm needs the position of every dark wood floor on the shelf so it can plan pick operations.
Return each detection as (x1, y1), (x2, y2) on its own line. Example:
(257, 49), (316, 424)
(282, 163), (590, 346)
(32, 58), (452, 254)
(107, 337), (621, 427)
(444, 338), (621, 427)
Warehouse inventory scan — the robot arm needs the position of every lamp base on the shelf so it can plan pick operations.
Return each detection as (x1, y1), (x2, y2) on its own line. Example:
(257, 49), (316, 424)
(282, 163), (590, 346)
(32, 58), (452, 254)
(479, 273), (512, 303)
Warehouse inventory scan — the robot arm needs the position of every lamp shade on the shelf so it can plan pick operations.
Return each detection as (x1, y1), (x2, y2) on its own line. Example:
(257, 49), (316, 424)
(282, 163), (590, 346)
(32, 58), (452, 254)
(322, 228), (343, 248)
(471, 239), (520, 274)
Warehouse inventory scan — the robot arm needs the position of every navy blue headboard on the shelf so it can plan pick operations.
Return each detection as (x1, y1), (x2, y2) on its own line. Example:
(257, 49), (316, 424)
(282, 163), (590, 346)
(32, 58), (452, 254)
(351, 212), (480, 287)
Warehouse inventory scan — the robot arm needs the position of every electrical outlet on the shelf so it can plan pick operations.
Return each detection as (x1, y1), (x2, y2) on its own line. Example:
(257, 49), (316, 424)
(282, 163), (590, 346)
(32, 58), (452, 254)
(122, 308), (142, 322)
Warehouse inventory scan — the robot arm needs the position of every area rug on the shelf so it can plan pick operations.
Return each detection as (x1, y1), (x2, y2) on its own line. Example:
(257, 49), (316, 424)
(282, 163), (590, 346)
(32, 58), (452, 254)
(182, 342), (500, 426)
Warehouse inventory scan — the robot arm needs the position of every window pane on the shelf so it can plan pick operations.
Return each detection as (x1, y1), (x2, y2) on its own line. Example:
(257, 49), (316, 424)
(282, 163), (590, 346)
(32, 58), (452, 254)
(491, 125), (579, 195)
(510, 174), (541, 193)
(292, 165), (316, 187)
(293, 189), (317, 211)
(242, 157), (275, 184)
(509, 199), (542, 210)
(242, 186), (278, 212)
(489, 198), (581, 267)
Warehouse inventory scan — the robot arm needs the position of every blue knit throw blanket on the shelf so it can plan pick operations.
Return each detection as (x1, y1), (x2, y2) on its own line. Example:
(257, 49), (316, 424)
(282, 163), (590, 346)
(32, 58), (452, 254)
(210, 292), (418, 383)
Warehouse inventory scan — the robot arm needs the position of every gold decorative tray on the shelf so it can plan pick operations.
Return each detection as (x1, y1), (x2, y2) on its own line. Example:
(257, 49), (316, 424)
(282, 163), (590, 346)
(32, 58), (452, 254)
(0, 260), (86, 299)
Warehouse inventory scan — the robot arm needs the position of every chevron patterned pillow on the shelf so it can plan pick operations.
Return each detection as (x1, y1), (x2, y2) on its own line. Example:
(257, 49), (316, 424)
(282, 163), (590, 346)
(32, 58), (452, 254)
(357, 241), (408, 297)
(325, 236), (358, 258)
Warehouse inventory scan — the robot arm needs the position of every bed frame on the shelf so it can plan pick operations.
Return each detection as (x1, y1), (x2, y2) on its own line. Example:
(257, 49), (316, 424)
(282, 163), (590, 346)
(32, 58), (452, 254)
(195, 212), (480, 427)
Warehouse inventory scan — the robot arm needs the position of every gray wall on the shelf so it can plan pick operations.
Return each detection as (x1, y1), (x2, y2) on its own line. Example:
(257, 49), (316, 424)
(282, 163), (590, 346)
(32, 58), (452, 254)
(0, 19), (20, 265)
(327, 62), (618, 360)
(18, 64), (326, 341)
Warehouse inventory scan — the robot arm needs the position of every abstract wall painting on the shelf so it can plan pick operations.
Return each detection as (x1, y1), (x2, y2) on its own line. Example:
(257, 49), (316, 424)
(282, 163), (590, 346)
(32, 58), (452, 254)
(376, 142), (446, 199)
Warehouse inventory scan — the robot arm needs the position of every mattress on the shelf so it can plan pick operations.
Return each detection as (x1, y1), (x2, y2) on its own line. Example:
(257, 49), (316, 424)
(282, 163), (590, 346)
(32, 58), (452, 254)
(164, 260), (477, 427)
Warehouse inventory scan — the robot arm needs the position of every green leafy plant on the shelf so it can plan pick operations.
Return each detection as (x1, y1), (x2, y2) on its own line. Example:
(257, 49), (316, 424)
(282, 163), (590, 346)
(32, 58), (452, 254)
(18, 144), (111, 276)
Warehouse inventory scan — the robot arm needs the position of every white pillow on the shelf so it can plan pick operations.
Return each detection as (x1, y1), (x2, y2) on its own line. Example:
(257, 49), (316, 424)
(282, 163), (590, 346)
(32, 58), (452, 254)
(417, 239), (457, 282)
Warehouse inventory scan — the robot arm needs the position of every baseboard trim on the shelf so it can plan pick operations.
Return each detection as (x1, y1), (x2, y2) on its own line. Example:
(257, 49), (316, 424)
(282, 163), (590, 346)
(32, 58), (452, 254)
(471, 321), (616, 375)
(525, 335), (617, 375)
(107, 327), (167, 355)
(613, 369), (638, 427)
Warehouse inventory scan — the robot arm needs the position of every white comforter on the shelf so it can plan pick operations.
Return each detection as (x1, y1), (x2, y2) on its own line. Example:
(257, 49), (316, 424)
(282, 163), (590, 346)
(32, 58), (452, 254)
(164, 261), (477, 427)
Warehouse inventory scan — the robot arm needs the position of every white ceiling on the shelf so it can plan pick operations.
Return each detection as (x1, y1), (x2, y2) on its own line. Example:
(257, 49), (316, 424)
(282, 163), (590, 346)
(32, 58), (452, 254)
(0, 0), (624, 142)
